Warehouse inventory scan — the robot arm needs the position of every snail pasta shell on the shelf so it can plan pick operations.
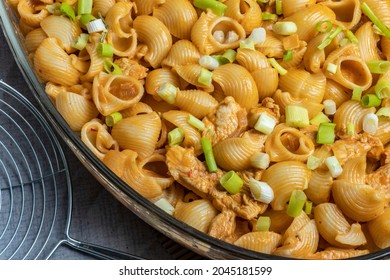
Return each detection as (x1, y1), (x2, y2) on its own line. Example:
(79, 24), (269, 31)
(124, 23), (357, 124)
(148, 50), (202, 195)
(92, 0), (116, 17)
(323, 79), (351, 107)
(111, 112), (162, 159)
(323, 44), (372, 91)
(314, 203), (367, 248)
(153, 0), (198, 40)
(92, 72), (144, 116)
(265, 124), (315, 162)
(80, 38), (106, 82)
(303, 32), (327, 74)
(337, 156), (366, 184)
(17, 0), (49, 28)
(262, 161), (311, 210)
(332, 180), (385, 222)
(355, 22), (381, 62)
(133, 15), (172, 68)
(367, 208), (390, 249)
(25, 28), (47, 53)
(175, 89), (219, 119)
(174, 199), (219, 233)
(319, 0), (361, 29)
(34, 38), (80, 86)
(283, 4), (336, 42)
(81, 119), (119, 160)
(145, 68), (181, 97)
(55, 91), (99, 132)
(107, 29), (138, 57)
(40, 15), (81, 53)
(374, 118), (390, 145)
(173, 64), (214, 92)
(224, 0), (262, 34)
(234, 231), (282, 254)
(361, 0), (390, 26)
(235, 48), (270, 72)
(263, 209), (293, 233)
(105, 2), (135, 38)
(251, 68), (279, 100)
(306, 170), (333, 205)
(212, 63), (259, 109)
(256, 31), (284, 59)
(161, 40), (201, 68)
(279, 43), (307, 70)
(213, 135), (263, 171)
(281, 0), (316, 17)
(133, 0), (166, 15)
(191, 10), (246, 55)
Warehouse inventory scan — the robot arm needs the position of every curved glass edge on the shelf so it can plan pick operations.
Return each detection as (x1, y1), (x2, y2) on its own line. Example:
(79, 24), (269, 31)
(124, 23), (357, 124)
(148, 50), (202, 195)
(1, 1), (389, 260)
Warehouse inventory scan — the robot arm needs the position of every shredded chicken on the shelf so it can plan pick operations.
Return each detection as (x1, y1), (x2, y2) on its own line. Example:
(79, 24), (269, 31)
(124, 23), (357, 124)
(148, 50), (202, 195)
(307, 248), (370, 260)
(202, 96), (248, 144)
(366, 164), (390, 206)
(208, 210), (236, 240)
(247, 97), (281, 128)
(166, 145), (267, 220)
(114, 58), (148, 80)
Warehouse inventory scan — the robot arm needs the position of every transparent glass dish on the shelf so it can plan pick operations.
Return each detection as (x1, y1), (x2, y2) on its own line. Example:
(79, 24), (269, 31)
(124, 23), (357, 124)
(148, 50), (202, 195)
(1, 1), (389, 260)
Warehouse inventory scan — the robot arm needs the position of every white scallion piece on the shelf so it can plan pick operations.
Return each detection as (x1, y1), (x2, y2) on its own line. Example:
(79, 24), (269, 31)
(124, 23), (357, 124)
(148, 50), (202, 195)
(213, 30), (225, 43)
(250, 152), (270, 170)
(306, 155), (321, 170)
(199, 55), (220, 70)
(249, 179), (274, 204)
(323, 99), (337, 115)
(248, 27), (266, 44)
(86, 18), (107, 33)
(325, 156), (343, 178)
(254, 113), (277, 135)
(225, 30), (239, 44)
(363, 113), (379, 134)
(326, 62), (338, 74)
(154, 198), (175, 215)
(156, 83), (178, 105)
(272, 21), (298, 36)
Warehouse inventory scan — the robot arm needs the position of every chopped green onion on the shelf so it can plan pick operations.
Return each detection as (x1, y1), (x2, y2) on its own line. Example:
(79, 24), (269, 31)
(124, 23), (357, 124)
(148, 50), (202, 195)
(362, 113), (379, 134)
(287, 190), (307, 218)
(376, 107), (390, 118)
(304, 201), (313, 215)
(316, 20), (333, 33)
(307, 155), (321, 170)
(222, 49), (237, 63)
(256, 216), (271, 232)
(97, 42), (114, 57)
(375, 79), (390, 99)
(103, 59), (122, 75)
(325, 156), (343, 177)
(285, 105), (310, 128)
(310, 112), (331, 126)
(347, 122), (355, 136)
(78, 0), (93, 15)
(254, 113), (277, 135)
(326, 62), (338, 74)
(361, 2), (390, 39)
(60, 2), (75, 21)
(275, 0), (283, 15)
(105, 112), (123, 127)
(345, 30), (358, 44)
(323, 99), (337, 115)
(211, 55), (229, 66)
(273, 21), (297, 36)
(219, 171), (243, 194)
(86, 18), (107, 33)
(154, 198), (175, 215)
(339, 38), (350, 47)
(283, 50), (293, 62)
(73, 33), (89, 50)
(187, 114), (205, 131)
(79, 13), (96, 27)
(201, 137), (218, 172)
(317, 26), (344, 50)
(361, 94), (381, 107)
(268, 58), (288, 75)
(193, 0), (227, 16)
(199, 55), (220, 70)
(316, 122), (336, 144)
(248, 27), (266, 45)
(250, 152), (270, 170)
(198, 68), (213, 87)
(351, 87), (363, 101)
(262, 12), (277, 21)
(366, 60), (390, 74)
(156, 83), (178, 105)
(249, 179), (274, 204)
(168, 127), (185, 146)
(239, 38), (255, 50)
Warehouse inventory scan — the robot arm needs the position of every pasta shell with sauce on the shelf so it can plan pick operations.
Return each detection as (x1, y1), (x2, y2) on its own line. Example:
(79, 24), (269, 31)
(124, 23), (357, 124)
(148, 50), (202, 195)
(234, 231), (282, 254)
(17, 0), (49, 28)
(224, 0), (262, 35)
(161, 40), (201, 68)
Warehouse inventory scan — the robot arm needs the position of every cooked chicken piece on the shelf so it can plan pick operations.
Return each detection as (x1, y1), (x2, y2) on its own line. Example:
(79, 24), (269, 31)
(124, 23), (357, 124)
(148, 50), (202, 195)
(381, 145), (390, 165)
(307, 248), (370, 260)
(366, 164), (390, 206)
(114, 58), (148, 80)
(166, 146), (267, 220)
(202, 96), (248, 144)
(208, 210), (236, 240)
(331, 133), (384, 164)
(247, 97), (281, 128)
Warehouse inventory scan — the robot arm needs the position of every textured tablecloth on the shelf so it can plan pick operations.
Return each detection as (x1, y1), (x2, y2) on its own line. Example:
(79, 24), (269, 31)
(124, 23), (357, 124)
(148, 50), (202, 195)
(0, 26), (178, 260)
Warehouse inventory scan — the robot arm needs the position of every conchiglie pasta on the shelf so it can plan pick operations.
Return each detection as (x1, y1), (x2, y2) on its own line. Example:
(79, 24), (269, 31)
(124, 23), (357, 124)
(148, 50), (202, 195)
(24, 27), (47, 53)
(174, 89), (219, 119)
(133, 0), (165, 15)
(224, 0), (262, 34)
(17, 0), (49, 28)
(367, 208), (390, 249)
(354, 22), (381, 62)
(145, 68), (181, 97)
(234, 231), (282, 254)
(91, 0), (115, 17)
(306, 169), (333, 204)
(281, 0), (316, 17)
(161, 40), (201, 68)
(319, 0), (361, 29)
(105, 2), (135, 38)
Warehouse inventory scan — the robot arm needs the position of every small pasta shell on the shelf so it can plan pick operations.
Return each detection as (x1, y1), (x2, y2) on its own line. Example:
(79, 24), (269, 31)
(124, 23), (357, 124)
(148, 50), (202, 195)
(133, 0), (165, 15)
(355, 22), (381, 62)
(105, 2), (135, 38)
(251, 68), (279, 100)
(235, 48), (270, 72)
(306, 169), (333, 205)
(173, 64), (214, 92)
(224, 0), (262, 34)
(323, 79), (351, 108)
(174, 199), (219, 233)
(107, 29), (138, 57)
(281, 0), (316, 17)
(319, 0), (361, 29)
(145, 68), (181, 97)
(161, 40), (201, 68)
(56, 91), (99, 132)
(176, 89), (219, 119)
(111, 112), (162, 159)
(17, 0), (49, 28)
(24, 28), (47, 53)
(234, 231), (282, 254)
(303, 32), (327, 74)
(80, 37), (106, 82)
(367, 208), (390, 249)
(92, 0), (116, 17)
(337, 156), (366, 184)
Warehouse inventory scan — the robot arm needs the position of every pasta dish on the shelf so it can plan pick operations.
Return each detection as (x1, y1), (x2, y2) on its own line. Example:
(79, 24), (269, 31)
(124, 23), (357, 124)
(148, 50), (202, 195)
(7, 0), (390, 259)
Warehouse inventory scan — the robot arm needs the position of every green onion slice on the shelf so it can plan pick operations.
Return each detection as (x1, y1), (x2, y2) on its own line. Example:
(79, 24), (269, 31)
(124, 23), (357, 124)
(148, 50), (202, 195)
(198, 68), (213, 87)
(310, 112), (331, 126)
(60, 2), (75, 21)
(201, 137), (218, 173)
(347, 122), (355, 136)
(306, 155), (321, 170)
(283, 49), (293, 62)
(219, 171), (243, 194)
(273, 22), (297, 36)
(73, 33), (89, 50)
(268, 58), (288, 75)
(345, 30), (358, 44)
(105, 112), (123, 127)
(304, 201), (313, 215)
(351, 87), (363, 101)
(187, 114), (205, 131)
(103, 59), (122, 75)
(250, 152), (270, 170)
(316, 122), (336, 144)
(275, 0), (283, 15)
(254, 113), (277, 135)
(317, 26), (344, 50)
(285, 105), (310, 128)
(316, 20), (333, 33)
(239, 38), (255, 50)
(262, 12), (277, 21)
(156, 83), (177, 105)
(168, 127), (185, 147)
(222, 49), (237, 63)
(78, 0), (93, 15)
(325, 156), (343, 177)
(361, 94), (381, 107)
(287, 190), (307, 218)
(361, 2), (390, 39)
(375, 79), (390, 99)
(193, 0), (227, 16)
(256, 216), (271, 232)
(376, 107), (390, 118)
(79, 13), (96, 27)
(366, 60), (390, 74)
